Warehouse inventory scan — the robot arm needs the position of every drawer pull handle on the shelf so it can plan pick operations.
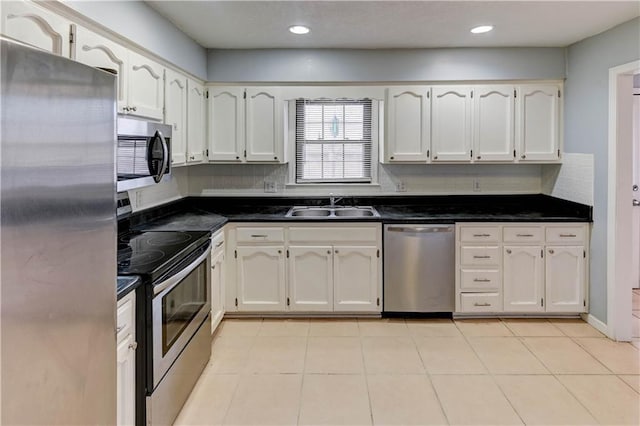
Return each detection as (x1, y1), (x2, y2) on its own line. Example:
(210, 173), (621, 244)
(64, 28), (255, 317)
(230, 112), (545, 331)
(516, 234), (534, 237)
(215, 241), (224, 248)
(559, 233), (577, 238)
(250, 234), (268, 238)
(473, 278), (491, 282)
(473, 255), (491, 259)
(473, 233), (491, 237)
(116, 325), (124, 333)
(473, 302), (491, 307)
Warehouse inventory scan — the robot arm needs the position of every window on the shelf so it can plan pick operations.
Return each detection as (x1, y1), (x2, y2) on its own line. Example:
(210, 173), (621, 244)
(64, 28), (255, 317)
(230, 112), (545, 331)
(295, 99), (372, 183)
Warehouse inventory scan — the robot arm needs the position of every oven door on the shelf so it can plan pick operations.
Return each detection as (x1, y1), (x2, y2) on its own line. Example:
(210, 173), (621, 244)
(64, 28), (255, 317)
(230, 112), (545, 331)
(151, 242), (211, 389)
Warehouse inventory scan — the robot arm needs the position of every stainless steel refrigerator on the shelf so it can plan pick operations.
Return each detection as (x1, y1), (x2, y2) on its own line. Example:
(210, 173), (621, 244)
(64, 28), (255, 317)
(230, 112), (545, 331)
(1, 38), (117, 424)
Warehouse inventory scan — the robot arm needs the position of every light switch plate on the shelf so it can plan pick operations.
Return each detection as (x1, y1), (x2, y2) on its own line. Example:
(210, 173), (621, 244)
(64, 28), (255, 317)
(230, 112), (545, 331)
(395, 181), (407, 192)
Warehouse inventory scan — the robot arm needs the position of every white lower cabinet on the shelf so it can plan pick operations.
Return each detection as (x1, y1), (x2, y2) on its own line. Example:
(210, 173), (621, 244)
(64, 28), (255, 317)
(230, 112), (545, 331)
(116, 292), (136, 426)
(227, 224), (382, 314)
(333, 246), (380, 311)
(210, 230), (225, 332)
(503, 245), (544, 312)
(236, 246), (286, 311)
(456, 223), (589, 314)
(288, 246), (333, 311)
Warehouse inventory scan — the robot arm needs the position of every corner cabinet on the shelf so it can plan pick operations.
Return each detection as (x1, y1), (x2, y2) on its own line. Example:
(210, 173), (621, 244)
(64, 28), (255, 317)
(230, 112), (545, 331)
(516, 85), (561, 161)
(1, 0), (71, 57)
(226, 223), (382, 314)
(186, 79), (207, 163)
(455, 223), (589, 315)
(116, 292), (136, 426)
(164, 69), (188, 166)
(208, 87), (285, 163)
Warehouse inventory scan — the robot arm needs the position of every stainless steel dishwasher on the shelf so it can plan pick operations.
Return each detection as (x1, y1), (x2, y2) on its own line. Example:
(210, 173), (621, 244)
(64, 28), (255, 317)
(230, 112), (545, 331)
(383, 224), (455, 313)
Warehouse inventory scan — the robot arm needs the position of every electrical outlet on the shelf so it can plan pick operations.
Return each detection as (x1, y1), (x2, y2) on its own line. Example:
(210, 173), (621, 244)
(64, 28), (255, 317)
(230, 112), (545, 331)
(264, 181), (277, 193)
(473, 178), (481, 192)
(395, 181), (407, 192)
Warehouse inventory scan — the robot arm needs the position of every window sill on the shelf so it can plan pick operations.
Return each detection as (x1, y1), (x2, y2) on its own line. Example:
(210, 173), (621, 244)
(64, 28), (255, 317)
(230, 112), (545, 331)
(285, 182), (381, 188)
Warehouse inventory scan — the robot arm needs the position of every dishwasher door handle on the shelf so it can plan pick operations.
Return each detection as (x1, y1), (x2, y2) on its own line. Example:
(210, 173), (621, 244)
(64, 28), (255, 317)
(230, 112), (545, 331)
(386, 226), (453, 233)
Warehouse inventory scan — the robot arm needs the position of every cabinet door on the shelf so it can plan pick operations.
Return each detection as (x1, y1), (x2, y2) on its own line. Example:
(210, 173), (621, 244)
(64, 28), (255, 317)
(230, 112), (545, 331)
(516, 85), (560, 161)
(246, 87), (283, 162)
(474, 85), (515, 162)
(503, 246), (544, 312)
(127, 51), (164, 121)
(236, 246), (286, 311)
(333, 246), (380, 312)
(210, 249), (225, 332)
(385, 87), (431, 162)
(1, 0), (70, 57)
(187, 79), (206, 163)
(545, 246), (585, 313)
(116, 334), (135, 426)
(288, 246), (333, 312)
(164, 69), (187, 166)
(73, 25), (128, 113)
(208, 87), (245, 161)
(432, 86), (472, 161)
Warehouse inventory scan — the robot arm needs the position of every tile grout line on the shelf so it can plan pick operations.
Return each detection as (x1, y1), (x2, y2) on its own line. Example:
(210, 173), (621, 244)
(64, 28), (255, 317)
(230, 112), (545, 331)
(454, 319), (527, 426)
(357, 318), (376, 426)
(296, 326), (310, 426)
(408, 321), (452, 425)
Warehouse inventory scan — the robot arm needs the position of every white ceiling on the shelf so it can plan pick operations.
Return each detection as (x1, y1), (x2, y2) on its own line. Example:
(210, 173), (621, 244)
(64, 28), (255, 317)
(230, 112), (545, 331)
(145, 1), (640, 49)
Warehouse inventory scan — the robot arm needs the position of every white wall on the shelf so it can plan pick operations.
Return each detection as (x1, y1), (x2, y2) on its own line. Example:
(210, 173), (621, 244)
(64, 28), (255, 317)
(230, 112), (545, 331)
(64, 0), (207, 79)
(207, 47), (566, 82)
(564, 17), (640, 323)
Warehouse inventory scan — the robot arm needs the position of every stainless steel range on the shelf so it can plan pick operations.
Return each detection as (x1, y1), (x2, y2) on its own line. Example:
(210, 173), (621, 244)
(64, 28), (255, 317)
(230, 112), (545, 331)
(118, 206), (212, 426)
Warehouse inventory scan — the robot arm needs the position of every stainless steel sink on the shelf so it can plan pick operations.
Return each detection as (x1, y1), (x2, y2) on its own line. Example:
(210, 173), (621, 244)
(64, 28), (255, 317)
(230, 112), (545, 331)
(285, 206), (379, 218)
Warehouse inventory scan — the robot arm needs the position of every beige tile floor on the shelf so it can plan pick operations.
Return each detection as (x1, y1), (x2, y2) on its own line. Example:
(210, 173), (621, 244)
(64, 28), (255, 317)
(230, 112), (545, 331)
(175, 318), (640, 426)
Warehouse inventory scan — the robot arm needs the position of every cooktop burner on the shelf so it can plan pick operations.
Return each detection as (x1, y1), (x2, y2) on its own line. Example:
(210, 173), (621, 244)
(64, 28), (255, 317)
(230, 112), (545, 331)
(117, 230), (210, 280)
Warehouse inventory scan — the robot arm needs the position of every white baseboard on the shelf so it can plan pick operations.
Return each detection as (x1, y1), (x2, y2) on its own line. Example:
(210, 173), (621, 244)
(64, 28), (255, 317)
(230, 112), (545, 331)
(581, 313), (610, 337)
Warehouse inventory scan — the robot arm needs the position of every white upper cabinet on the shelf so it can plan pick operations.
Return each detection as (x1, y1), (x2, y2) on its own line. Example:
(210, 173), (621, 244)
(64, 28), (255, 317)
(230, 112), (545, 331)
(187, 79), (206, 163)
(432, 86), (473, 161)
(385, 87), (431, 162)
(516, 84), (561, 161)
(164, 69), (187, 166)
(209, 87), (284, 163)
(1, 0), (71, 57)
(245, 87), (283, 162)
(127, 51), (164, 121)
(74, 26), (128, 113)
(473, 85), (515, 162)
(208, 87), (245, 161)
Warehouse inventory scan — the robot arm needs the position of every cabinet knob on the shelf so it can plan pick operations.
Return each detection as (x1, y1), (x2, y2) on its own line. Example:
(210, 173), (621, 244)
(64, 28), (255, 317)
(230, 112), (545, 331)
(123, 106), (130, 112)
(131, 106), (137, 112)
(477, 156), (481, 160)
(327, 250), (331, 255)
(434, 156), (438, 160)
(236, 156), (240, 160)
(506, 249), (512, 254)
(548, 249), (554, 254)
(521, 154), (526, 159)
(128, 342), (137, 351)
(334, 250), (339, 254)
(278, 250), (282, 254)
(390, 156), (394, 160)
(274, 156), (278, 160)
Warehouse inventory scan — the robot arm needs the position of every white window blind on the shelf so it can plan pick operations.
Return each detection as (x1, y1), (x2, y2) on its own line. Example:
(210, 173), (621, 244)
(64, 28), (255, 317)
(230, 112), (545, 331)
(296, 99), (372, 183)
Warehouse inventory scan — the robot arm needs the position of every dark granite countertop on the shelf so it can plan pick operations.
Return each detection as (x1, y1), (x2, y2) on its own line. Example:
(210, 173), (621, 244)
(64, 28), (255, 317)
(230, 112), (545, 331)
(117, 275), (141, 300)
(128, 194), (592, 234)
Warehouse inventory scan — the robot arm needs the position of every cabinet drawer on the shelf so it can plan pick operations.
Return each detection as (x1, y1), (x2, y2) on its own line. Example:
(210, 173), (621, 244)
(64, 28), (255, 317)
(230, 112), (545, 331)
(460, 269), (501, 290)
(460, 292), (502, 312)
(545, 226), (585, 244)
(288, 227), (378, 243)
(503, 226), (543, 243)
(460, 246), (501, 265)
(236, 227), (284, 243)
(459, 226), (501, 243)
(117, 295), (135, 343)
(211, 229), (225, 253)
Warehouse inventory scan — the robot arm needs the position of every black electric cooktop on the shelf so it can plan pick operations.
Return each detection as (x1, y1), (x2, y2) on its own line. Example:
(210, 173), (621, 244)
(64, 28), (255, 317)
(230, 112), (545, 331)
(117, 230), (210, 281)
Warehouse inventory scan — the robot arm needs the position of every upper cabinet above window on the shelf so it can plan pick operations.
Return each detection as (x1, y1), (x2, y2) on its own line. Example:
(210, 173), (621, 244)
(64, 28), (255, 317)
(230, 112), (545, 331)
(382, 83), (561, 164)
(1, 0), (71, 58)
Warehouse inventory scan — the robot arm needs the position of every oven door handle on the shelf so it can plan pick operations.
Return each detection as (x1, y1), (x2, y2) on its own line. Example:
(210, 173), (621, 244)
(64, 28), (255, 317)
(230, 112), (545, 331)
(153, 242), (211, 296)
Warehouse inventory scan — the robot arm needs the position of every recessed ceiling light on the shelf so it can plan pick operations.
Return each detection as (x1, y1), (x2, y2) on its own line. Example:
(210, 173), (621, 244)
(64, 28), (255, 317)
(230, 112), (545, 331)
(289, 25), (310, 35)
(470, 25), (494, 34)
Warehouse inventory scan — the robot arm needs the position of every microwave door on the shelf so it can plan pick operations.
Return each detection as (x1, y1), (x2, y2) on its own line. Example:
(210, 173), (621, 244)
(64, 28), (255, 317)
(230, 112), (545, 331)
(148, 130), (168, 183)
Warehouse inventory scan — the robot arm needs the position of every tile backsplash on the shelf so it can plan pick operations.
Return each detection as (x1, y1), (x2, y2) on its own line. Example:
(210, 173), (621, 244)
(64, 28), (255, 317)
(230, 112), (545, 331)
(187, 163), (543, 196)
(541, 153), (594, 205)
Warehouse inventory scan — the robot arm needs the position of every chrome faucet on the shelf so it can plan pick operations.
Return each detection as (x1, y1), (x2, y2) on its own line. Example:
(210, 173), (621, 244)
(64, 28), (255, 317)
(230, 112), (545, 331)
(329, 193), (343, 207)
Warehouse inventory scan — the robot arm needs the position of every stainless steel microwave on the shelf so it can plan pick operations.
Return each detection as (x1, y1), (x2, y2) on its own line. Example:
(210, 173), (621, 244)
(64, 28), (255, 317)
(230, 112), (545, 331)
(117, 117), (171, 192)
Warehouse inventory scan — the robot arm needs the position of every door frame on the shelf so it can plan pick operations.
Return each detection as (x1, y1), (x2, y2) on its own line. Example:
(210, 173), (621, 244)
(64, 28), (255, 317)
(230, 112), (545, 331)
(607, 60), (640, 341)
